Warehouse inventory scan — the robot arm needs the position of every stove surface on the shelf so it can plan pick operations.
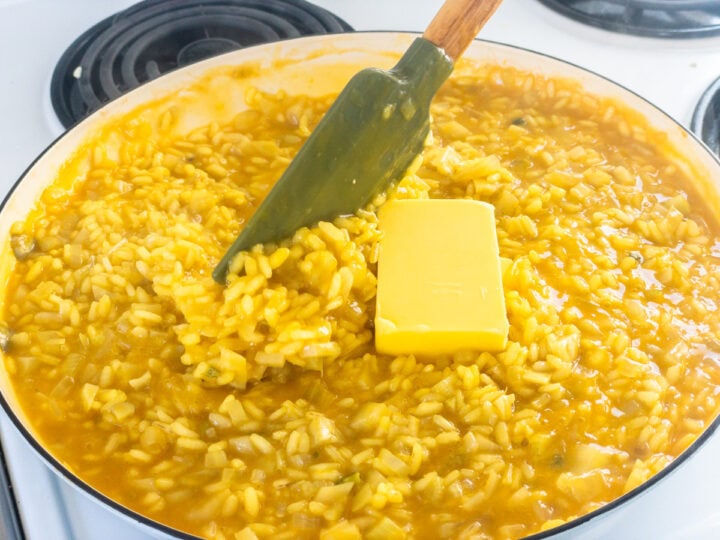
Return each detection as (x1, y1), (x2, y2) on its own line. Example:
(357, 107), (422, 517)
(1, 1), (720, 539)
(693, 75), (720, 157)
(50, 0), (352, 128)
(537, 0), (720, 38)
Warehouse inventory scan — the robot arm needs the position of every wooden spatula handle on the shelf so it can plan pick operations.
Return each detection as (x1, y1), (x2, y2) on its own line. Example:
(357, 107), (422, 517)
(423, 0), (504, 61)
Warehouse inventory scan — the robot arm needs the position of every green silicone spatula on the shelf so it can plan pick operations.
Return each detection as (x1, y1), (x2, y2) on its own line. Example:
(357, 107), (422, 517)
(213, 0), (504, 283)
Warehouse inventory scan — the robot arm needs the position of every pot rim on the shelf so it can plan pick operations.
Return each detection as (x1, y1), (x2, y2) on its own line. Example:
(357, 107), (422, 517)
(1, 31), (719, 540)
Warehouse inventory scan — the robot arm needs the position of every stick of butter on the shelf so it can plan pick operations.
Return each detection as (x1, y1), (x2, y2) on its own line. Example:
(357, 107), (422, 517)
(375, 198), (508, 356)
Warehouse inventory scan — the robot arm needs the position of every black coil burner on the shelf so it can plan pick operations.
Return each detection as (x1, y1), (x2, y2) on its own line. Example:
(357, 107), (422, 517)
(537, 0), (720, 38)
(692, 77), (720, 158)
(50, 0), (353, 128)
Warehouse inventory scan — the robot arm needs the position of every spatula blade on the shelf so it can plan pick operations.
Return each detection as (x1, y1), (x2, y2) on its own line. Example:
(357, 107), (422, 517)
(213, 38), (453, 283)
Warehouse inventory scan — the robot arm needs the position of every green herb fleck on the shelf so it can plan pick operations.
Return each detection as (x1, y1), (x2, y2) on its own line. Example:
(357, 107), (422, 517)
(336, 471), (361, 485)
(511, 117), (526, 126)
(205, 366), (219, 378)
(628, 251), (643, 263)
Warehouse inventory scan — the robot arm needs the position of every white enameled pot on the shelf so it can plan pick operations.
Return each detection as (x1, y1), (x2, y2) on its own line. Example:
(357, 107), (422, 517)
(0, 32), (719, 540)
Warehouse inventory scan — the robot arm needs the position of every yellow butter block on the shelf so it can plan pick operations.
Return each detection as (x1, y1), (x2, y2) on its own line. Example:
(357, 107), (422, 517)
(375, 199), (508, 356)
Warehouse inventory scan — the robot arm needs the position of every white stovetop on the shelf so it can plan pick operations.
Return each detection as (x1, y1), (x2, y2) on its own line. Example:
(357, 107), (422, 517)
(1, 1), (720, 539)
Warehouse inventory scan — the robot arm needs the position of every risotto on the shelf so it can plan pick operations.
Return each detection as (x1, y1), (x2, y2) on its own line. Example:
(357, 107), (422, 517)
(2, 60), (720, 540)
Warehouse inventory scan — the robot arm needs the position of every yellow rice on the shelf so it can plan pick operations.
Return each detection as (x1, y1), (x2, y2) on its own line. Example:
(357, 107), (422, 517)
(2, 62), (720, 540)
